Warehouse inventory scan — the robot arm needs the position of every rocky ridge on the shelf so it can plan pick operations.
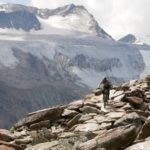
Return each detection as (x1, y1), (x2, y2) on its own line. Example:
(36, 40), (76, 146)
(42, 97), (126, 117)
(1, 77), (150, 149)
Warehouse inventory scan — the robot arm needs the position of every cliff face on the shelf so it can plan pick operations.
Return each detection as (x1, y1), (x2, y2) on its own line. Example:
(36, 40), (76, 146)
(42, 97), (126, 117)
(1, 77), (150, 150)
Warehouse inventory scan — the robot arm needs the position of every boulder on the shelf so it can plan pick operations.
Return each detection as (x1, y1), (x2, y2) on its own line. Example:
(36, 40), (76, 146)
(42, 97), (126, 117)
(126, 96), (143, 105)
(80, 106), (101, 114)
(67, 100), (83, 110)
(29, 120), (50, 130)
(111, 93), (125, 102)
(138, 116), (150, 139)
(105, 112), (125, 119)
(0, 129), (14, 142)
(113, 112), (141, 128)
(13, 105), (66, 129)
(84, 95), (102, 104)
(13, 130), (28, 139)
(0, 141), (22, 150)
(111, 90), (124, 99)
(94, 115), (106, 124)
(67, 114), (82, 127)
(14, 136), (32, 145)
(135, 102), (148, 111)
(78, 114), (93, 123)
(84, 102), (101, 110)
(25, 141), (59, 150)
(79, 124), (140, 150)
(126, 110), (150, 118)
(98, 122), (112, 130)
(74, 123), (100, 132)
(125, 140), (150, 150)
(125, 89), (144, 98)
(62, 109), (79, 117)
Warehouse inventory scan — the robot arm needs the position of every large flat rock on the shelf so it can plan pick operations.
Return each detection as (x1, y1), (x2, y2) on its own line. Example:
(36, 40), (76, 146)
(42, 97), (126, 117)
(79, 124), (140, 150)
(13, 105), (66, 129)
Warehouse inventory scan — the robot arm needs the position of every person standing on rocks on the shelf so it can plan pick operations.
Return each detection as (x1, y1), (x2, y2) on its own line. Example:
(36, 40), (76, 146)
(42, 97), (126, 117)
(99, 77), (112, 107)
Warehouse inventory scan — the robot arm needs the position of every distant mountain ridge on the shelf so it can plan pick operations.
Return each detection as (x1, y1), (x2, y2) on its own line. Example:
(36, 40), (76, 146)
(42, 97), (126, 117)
(0, 3), (112, 39)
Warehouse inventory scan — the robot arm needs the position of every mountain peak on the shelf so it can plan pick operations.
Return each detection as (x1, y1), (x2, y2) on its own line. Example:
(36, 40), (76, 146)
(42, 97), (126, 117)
(119, 34), (137, 44)
(0, 3), (112, 39)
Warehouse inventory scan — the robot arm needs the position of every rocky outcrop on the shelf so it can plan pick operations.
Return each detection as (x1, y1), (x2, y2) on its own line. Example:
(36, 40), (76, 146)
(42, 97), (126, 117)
(0, 10), (40, 31)
(0, 77), (150, 149)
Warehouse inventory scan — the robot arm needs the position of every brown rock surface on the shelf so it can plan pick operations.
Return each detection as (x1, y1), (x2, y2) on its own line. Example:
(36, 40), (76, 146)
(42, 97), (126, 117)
(1, 77), (150, 150)
(0, 129), (14, 142)
(13, 105), (66, 129)
(79, 124), (140, 150)
(138, 116), (150, 139)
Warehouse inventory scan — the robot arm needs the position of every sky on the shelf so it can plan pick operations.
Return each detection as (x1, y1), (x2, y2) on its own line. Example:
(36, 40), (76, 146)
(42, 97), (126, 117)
(0, 0), (149, 39)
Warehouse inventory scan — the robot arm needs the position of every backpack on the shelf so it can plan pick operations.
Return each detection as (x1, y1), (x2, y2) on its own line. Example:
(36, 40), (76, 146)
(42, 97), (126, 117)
(103, 81), (112, 89)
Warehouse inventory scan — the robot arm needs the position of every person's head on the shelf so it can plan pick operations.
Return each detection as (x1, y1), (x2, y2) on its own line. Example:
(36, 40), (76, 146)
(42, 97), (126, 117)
(103, 77), (107, 81)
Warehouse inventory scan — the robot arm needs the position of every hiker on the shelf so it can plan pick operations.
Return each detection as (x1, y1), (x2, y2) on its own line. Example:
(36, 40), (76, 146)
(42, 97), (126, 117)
(99, 77), (112, 107)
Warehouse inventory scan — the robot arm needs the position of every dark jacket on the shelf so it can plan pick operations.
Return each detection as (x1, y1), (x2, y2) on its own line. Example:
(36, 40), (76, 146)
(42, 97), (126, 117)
(100, 79), (112, 90)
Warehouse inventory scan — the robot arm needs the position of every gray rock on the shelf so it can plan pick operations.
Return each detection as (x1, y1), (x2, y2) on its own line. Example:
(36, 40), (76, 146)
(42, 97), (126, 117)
(126, 96), (143, 105)
(125, 140), (150, 150)
(80, 106), (101, 114)
(113, 112), (141, 128)
(62, 109), (79, 117)
(29, 120), (50, 130)
(67, 100), (83, 110)
(0, 141), (22, 150)
(78, 114), (93, 123)
(74, 123), (100, 132)
(105, 112), (125, 119)
(13, 105), (66, 129)
(0, 129), (14, 142)
(67, 114), (82, 127)
(79, 124), (140, 150)
(25, 141), (59, 150)
(138, 116), (150, 139)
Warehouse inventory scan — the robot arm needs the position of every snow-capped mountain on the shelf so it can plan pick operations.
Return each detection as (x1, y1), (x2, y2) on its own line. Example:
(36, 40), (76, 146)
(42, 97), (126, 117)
(0, 3), (112, 39)
(0, 3), (150, 128)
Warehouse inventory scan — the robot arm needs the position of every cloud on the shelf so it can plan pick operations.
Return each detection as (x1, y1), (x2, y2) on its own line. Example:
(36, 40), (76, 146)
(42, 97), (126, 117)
(30, 0), (150, 39)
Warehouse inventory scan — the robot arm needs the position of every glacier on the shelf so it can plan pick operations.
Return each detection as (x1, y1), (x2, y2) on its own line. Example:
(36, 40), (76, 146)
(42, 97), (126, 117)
(0, 33), (147, 89)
